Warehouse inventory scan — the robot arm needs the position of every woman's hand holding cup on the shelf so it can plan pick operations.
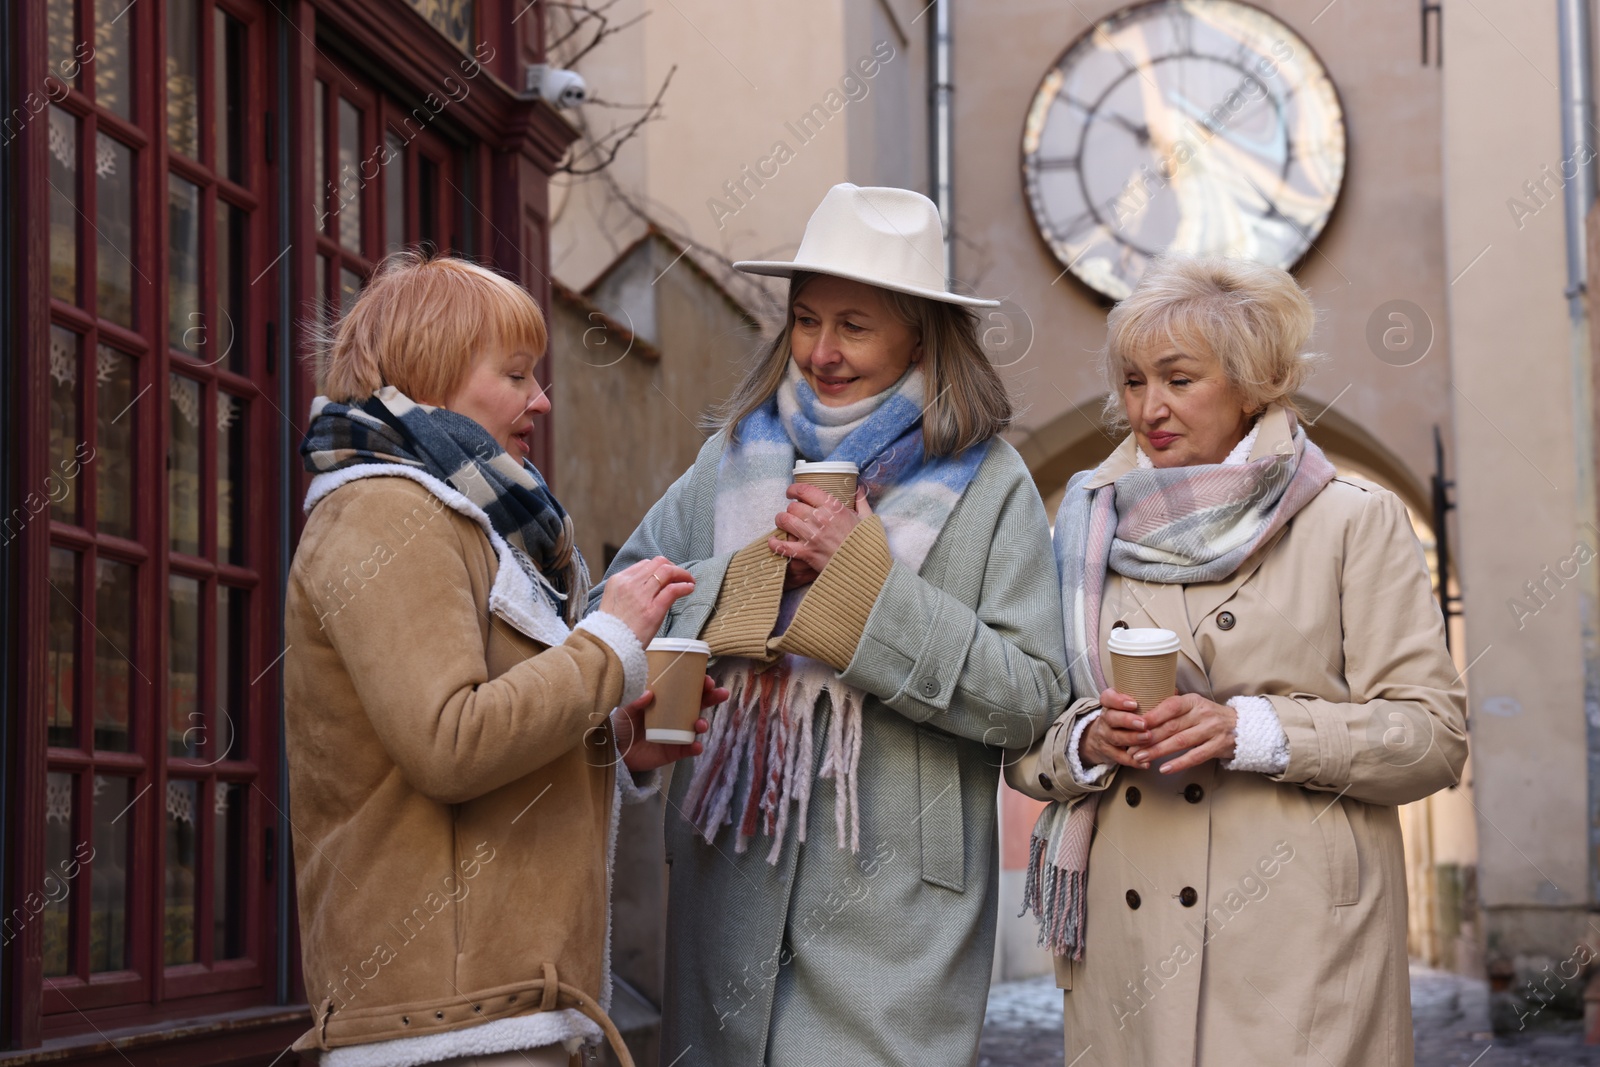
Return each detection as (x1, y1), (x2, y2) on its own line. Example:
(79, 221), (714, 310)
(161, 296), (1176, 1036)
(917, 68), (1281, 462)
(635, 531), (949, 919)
(770, 484), (871, 583)
(1080, 688), (1153, 770)
(614, 675), (728, 773)
(600, 556), (695, 648)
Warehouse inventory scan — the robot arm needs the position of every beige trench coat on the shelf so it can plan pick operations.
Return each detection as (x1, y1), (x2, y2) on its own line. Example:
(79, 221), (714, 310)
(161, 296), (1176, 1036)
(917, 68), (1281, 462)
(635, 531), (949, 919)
(1008, 416), (1468, 1067)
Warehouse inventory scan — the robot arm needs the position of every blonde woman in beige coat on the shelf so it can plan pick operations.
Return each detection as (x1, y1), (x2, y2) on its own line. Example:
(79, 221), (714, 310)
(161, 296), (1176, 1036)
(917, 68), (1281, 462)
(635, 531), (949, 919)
(1008, 255), (1467, 1067)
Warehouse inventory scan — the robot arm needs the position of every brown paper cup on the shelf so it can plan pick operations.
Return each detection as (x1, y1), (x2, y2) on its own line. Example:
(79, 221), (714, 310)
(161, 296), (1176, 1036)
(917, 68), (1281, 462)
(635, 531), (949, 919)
(1108, 651), (1179, 712)
(792, 461), (859, 511)
(645, 639), (711, 744)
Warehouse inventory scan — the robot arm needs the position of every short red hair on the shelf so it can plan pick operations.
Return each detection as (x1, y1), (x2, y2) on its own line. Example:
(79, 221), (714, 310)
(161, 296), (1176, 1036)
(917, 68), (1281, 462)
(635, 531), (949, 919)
(317, 249), (548, 404)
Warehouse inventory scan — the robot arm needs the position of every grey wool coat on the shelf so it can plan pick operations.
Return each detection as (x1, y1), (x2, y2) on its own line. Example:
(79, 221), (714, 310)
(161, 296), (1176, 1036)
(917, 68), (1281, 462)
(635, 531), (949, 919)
(599, 431), (1068, 1067)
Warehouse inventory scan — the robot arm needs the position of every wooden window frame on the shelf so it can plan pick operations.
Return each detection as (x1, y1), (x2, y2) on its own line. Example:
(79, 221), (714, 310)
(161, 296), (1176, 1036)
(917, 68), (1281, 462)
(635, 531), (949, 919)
(10, 0), (287, 1045)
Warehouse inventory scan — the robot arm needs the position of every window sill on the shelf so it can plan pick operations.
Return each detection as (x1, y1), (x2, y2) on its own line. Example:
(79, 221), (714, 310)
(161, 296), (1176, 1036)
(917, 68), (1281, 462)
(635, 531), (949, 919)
(0, 1003), (309, 1065)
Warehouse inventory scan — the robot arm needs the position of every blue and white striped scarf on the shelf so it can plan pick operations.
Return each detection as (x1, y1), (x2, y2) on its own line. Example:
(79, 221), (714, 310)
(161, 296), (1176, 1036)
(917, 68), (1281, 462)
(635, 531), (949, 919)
(685, 363), (990, 861)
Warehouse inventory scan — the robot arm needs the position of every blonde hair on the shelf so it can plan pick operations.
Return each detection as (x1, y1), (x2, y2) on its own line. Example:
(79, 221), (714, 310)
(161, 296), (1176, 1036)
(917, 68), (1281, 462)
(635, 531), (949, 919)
(1101, 255), (1319, 430)
(316, 249), (548, 404)
(711, 273), (1012, 456)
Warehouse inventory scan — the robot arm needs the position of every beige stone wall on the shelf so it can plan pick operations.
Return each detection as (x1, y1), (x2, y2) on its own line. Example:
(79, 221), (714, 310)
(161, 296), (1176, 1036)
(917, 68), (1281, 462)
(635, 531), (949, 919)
(1442, 0), (1596, 1023)
(549, 235), (759, 567)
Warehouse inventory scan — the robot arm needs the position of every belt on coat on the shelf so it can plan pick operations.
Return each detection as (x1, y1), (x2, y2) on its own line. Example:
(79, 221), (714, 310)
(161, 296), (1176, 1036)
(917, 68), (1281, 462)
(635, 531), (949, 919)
(300, 962), (635, 1067)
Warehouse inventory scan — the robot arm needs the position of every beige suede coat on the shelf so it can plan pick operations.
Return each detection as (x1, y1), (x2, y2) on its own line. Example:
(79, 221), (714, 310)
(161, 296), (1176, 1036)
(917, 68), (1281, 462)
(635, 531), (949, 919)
(283, 467), (649, 1067)
(1007, 424), (1468, 1067)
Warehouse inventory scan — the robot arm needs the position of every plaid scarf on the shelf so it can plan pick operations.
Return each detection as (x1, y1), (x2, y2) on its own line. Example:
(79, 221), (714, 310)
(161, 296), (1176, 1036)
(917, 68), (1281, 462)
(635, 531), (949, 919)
(1023, 407), (1335, 958)
(683, 364), (990, 863)
(300, 386), (589, 626)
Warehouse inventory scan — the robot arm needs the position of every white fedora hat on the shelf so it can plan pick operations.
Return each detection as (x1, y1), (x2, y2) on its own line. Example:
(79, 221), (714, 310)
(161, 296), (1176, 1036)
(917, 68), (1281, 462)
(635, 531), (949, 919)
(734, 183), (1000, 308)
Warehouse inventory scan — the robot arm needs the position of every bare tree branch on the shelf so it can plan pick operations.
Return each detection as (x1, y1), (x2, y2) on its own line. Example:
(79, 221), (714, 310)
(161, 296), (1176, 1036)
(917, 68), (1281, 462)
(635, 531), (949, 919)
(560, 64), (676, 176)
(546, 0), (649, 67)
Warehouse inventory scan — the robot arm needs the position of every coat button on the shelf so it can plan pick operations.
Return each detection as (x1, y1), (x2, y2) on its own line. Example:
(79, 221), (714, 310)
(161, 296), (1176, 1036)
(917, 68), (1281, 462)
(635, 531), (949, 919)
(1125, 786), (1141, 807)
(921, 679), (939, 697)
(1217, 611), (1236, 630)
(1111, 619), (1129, 630)
(1125, 889), (1141, 910)
(1038, 772), (1054, 792)
(1184, 783), (1204, 803)
(1179, 886), (1198, 907)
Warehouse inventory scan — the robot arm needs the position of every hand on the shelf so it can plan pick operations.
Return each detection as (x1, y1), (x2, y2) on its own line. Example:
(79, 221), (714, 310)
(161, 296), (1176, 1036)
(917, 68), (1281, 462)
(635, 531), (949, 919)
(614, 674), (730, 773)
(770, 485), (871, 579)
(599, 556), (695, 647)
(1128, 693), (1238, 774)
(1079, 688), (1153, 771)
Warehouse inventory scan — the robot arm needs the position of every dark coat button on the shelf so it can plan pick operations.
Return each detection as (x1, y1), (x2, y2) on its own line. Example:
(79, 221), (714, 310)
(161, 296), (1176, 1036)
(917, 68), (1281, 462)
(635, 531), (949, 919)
(1038, 772), (1054, 792)
(1184, 783), (1204, 803)
(1125, 786), (1141, 807)
(1217, 611), (1236, 630)
(1111, 619), (1129, 630)
(1179, 886), (1198, 907)
(921, 679), (939, 697)
(1125, 889), (1141, 909)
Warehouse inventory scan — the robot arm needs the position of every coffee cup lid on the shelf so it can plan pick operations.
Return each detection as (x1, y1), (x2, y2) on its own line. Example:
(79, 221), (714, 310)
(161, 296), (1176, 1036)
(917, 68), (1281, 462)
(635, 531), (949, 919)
(1106, 627), (1181, 656)
(647, 638), (712, 655)
(792, 460), (859, 475)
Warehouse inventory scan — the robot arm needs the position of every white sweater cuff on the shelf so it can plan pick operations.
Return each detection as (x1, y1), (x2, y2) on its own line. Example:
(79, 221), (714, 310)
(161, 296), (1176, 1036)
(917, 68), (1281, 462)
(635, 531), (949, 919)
(1068, 708), (1112, 785)
(617, 766), (661, 804)
(575, 612), (647, 707)
(1223, 695), (1290, 774)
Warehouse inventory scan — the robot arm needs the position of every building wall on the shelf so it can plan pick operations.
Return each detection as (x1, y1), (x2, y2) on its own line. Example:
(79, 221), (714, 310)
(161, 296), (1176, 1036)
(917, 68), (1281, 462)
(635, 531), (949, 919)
(1442, 0), (1597, 1026)
(547, 0), (931, 300)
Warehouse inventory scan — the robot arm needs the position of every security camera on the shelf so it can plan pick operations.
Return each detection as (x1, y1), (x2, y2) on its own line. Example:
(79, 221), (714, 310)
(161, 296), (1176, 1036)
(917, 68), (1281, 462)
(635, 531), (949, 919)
(526, 64), (588, 108)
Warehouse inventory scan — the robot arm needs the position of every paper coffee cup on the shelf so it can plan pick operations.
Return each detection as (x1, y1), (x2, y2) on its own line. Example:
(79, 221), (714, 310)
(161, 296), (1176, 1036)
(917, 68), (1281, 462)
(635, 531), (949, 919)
(644, 638), (711, 744)
(792, 460), (859, 511)
(1106, 627), (1181, 712)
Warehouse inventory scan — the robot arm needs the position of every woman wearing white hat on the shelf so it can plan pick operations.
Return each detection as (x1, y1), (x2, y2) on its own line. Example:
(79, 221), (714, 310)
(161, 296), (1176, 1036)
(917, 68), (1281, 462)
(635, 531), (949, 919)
(597, 184), (1068, 1065)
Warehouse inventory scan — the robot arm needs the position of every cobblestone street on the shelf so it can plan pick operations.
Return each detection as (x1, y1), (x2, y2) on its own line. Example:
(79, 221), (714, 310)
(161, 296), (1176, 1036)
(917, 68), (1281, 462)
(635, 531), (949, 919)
(976, 967), (1600, 1066)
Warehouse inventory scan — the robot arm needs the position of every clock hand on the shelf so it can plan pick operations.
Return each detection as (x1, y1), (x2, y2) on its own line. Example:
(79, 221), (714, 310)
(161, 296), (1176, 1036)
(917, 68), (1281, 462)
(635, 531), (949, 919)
(1100, 110), (1151, 144)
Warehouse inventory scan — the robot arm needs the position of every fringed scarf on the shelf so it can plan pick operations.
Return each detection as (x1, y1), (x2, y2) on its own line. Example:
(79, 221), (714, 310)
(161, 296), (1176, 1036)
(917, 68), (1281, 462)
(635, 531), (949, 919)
(301, 385), (589, 626)
(1023, 407), (1335, 958)
(683, 363), (990, 863)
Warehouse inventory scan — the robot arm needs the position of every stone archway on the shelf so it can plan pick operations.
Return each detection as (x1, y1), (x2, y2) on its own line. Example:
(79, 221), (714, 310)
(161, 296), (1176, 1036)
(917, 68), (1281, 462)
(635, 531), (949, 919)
(1011, 392), (1437, 520)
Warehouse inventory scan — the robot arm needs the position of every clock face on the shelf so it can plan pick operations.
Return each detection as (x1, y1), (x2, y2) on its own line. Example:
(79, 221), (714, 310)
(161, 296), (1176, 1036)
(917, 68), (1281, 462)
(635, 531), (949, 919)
(1022, 0), (1346, 300)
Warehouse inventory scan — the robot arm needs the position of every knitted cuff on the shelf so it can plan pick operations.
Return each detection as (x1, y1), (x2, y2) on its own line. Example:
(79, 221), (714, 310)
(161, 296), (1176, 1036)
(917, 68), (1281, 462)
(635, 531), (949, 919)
(576, 612), (647, 707)
(772, 517), (893, 672)
(1222, 695), (1290, 774)
(699, 534), (787, 660)
(1068, 708), (1111, 785)
(617, 765), (661, 805)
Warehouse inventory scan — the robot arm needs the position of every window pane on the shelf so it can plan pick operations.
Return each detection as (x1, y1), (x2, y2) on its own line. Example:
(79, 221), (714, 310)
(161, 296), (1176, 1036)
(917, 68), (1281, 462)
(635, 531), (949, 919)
(169, 375), (202, 554)
(94, 0), (132, 120)
(166, 0), (198, 156)
(213, 782), (244, 958)
(48, 0), (75, 88)
(216, 200), (245, 372)
(169, 574), (201, 757)
(337, 97), (363, 250)
(47, 549), (79, 748)
(90, 775), (130, 972)
(314, 81), (327, 233)
(93, 558), (134, 751)
(164, 779), (198, 965)
(48, 326), (81, 524)
(43, 773), (74, 977)
(339, 268), (361, 315)
(217, 394), (244, 563)
(419, 155), (439, 249)
(215, 14), (245, 181)
(168, 175), (201, 355)
(96, 346), (136, 538)
(95, 133), (134, 328)
(385, 132), (404, 251)
(48, 107), (77, 304)
(216, 586), (244, 759)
